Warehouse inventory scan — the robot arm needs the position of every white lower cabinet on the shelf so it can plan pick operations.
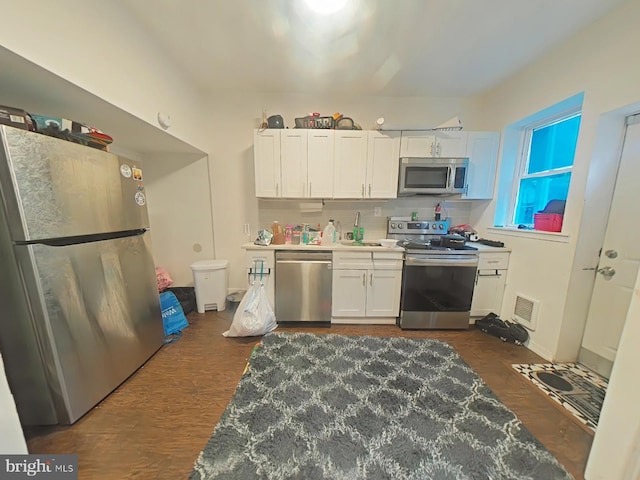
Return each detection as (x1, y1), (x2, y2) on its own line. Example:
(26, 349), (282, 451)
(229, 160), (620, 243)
(332, 251), (402, 322)
(470, 251), (509, 317)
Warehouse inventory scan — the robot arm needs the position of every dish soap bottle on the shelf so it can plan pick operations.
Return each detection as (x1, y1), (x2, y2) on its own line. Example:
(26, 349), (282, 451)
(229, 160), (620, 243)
(322, 220), (336, 246)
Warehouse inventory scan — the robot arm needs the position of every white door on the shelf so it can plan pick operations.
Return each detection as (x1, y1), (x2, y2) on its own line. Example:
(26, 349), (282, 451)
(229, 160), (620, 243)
(280, 130), (307, 198)
(400, 132), (437, 157)
(435, 131), (468, 158)
(463, 132), (500, 200)
(333, 131), (368, 198)
(332, 269), (366, 316)
(581, 119), (640, 366)
(307, 130), (334, 198)
(366, 131), (400, 198)
(253, 129), (281, 197)
(366, 270), (402, 317)
(470, 270), (507, 317)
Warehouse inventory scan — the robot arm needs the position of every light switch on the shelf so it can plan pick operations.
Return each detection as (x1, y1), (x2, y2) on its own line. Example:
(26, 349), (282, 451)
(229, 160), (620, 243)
(374, 207), (382, 217)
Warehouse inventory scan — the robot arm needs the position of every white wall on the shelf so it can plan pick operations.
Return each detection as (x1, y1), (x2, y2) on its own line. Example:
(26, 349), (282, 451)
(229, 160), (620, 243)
(0, 0), (208, 152)
(471, 0), (640, 360)
(144, 154), (215, 285)
(203, 93), (485, 291)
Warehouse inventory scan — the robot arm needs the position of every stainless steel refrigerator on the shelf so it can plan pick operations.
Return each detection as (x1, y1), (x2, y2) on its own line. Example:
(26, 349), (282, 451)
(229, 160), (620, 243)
(0, 125), (164, 425)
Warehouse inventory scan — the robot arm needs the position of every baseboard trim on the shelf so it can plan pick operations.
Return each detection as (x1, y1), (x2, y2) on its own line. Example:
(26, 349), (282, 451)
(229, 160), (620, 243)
(578, 347), (613, 378)
(527, 340), (554, 362)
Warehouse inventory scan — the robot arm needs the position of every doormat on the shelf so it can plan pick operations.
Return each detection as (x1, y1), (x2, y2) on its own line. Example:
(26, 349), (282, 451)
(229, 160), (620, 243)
(512, 362), (608, 432)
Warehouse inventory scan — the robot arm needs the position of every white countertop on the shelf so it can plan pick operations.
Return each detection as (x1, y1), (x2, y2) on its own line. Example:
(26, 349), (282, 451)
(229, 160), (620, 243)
(242, 242), (405, 252)
(242, 241), (510, 253)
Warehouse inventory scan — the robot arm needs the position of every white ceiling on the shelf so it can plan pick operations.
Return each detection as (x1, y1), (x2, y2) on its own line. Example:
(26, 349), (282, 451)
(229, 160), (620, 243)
(120, 0), (627, 97)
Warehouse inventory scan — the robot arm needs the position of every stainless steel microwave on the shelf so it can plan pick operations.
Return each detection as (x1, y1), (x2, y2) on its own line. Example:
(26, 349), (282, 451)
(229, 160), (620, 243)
(398, 157), (469, 195)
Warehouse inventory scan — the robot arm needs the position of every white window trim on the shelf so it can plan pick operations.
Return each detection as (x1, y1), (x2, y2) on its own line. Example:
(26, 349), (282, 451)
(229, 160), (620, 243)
(506, 108), (581, 229)
(488, 226), (570, 243)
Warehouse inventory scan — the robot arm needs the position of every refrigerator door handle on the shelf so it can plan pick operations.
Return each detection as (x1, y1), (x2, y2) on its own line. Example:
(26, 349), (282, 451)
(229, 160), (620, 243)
(21, 229), (148, 247)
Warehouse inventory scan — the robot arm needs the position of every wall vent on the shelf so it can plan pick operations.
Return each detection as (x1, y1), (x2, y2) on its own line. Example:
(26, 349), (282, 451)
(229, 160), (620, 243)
(513, 294), (539, 331)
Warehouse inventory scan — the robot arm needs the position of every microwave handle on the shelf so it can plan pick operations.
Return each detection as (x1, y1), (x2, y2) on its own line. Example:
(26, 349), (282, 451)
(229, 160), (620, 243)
(446, 166), (453, 190)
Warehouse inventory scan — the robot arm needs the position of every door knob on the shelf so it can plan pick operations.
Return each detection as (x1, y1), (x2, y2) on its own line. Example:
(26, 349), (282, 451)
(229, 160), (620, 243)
(597, 266), (616, 280)
(605, 249), (618, 259)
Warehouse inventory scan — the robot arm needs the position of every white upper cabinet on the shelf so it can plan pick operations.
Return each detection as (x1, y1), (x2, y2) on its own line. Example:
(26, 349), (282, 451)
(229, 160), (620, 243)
(306, 130), (334, 198)
(333, 131), (400, 199)
(254, 129), (401, 199)
(462, 132), (501, 200)
(366, 131), (401, 199)
(333, 131), (368, 198)
(400, 131), (468, 158)
(280, 130), (307, 198)
(254, 129), (281, 197)
(256, 129), (334, 199)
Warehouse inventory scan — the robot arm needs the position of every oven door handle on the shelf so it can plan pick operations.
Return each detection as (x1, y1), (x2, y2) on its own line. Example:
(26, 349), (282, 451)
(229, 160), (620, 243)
(405, 255), (478, 267)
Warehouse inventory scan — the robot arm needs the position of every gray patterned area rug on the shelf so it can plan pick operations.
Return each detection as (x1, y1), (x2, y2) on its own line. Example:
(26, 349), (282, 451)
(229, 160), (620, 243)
(191, 332), (573, 480)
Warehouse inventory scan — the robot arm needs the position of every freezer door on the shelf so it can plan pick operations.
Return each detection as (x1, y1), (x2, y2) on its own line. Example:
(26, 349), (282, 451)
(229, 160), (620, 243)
(0, 126), (150, 241)
(15, 231), (163, 424)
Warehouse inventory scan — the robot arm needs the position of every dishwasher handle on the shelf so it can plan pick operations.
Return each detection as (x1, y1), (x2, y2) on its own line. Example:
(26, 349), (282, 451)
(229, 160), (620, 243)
(276, 260), (332, 265)
(275, 252), (333, 262)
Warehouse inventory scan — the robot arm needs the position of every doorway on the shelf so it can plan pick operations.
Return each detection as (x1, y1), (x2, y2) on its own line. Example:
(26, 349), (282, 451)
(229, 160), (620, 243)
(579, 114), (640, 378)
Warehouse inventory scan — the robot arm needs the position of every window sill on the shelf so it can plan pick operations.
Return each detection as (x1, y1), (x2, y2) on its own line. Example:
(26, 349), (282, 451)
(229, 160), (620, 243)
(488, 227), (570, 243)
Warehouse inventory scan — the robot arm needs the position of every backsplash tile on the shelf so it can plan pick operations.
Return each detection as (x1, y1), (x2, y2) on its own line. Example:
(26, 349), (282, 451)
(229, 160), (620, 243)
(257, 198), (472, 240)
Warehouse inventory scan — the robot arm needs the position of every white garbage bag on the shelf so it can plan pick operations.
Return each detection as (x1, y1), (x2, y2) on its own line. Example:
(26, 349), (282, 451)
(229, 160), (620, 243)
(222, 280), (277, 337)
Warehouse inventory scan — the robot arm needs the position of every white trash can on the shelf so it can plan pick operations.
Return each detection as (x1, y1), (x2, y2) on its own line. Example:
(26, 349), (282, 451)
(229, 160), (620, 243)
(190, 260), (229, 313)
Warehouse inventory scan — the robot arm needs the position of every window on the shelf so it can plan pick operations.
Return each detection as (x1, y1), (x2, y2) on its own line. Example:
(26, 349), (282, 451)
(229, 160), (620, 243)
(511, 112), (581, 226)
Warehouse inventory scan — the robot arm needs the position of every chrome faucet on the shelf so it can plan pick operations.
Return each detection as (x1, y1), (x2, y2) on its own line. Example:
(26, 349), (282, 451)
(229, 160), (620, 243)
(353, 211), (364, 244)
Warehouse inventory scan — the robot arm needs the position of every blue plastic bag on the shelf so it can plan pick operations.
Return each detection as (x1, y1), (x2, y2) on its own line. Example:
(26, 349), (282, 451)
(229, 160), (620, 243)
(160, 291), (189, 343)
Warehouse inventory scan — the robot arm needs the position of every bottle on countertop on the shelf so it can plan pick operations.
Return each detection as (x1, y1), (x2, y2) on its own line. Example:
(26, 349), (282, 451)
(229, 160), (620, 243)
(321, 220), (337, 246)
(285, 224), (293, 244)
(271, 220), (285, 245)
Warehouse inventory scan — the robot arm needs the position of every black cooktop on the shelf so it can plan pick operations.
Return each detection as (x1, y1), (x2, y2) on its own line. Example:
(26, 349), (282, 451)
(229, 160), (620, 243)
(401, 241), (478, 251)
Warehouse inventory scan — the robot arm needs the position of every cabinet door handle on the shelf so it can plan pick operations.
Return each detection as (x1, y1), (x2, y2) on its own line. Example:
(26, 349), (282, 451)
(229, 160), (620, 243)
(368, 184), (371, 197)
(430, 143), (434, 156)
(478, 270), (502, 277)
(309, 182), (312, 197)
(436, 143), (441, 156)
(302, 181), (305, 196)
(276, 183), (279, 196)
(361, 184), (365, 197)
(370, 273), (373, 286)
(362, 273), (366, 287)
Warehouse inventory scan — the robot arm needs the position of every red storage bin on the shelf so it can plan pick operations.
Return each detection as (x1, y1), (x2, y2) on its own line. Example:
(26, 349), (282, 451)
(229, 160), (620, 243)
(534, 213), (563, 232)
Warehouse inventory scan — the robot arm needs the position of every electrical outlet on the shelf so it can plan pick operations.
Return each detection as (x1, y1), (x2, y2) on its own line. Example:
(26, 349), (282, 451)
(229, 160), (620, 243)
(374, 207), (382, 217)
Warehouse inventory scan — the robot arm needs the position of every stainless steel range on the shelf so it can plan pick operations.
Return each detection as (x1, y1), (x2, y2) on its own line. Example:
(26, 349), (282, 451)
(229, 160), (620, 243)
(388, 216), (478, 330)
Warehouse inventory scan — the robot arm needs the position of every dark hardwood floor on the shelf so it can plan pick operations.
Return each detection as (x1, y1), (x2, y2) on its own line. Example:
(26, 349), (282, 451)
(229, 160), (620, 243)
(25, 310), (593, 479)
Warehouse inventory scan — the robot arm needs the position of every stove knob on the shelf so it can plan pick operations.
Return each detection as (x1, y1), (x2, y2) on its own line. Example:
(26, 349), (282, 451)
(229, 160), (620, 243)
(431, 224), (437, 230)
(390, 223), (396, 229)
(424, 223), (429, 230)
(439, 224), (445, 230)
(398, 223), (403, 229)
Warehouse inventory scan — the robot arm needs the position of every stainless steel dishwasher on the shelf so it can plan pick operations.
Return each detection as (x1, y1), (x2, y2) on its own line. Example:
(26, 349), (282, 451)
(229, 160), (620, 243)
(275, 251), (332, 324)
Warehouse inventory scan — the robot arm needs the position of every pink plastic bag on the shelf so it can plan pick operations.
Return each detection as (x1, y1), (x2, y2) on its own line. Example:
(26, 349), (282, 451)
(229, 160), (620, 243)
(156, 267), (173, 292)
